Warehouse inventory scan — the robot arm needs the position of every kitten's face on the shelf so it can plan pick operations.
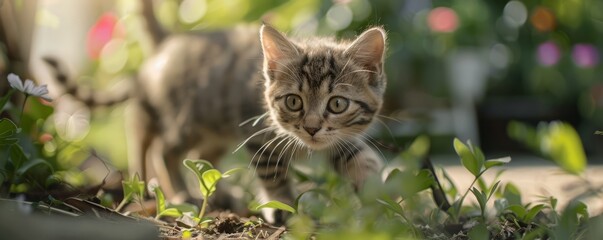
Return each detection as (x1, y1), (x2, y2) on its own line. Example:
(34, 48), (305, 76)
(260, 25), (386, 150)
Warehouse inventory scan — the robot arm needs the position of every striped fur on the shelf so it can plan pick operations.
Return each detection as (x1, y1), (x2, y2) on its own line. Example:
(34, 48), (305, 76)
(254, 25), (387, 223)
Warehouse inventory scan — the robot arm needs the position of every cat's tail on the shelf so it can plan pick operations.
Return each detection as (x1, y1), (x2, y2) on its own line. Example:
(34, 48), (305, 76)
(140, 0), (166, 48)
(42, 57), (132, 107)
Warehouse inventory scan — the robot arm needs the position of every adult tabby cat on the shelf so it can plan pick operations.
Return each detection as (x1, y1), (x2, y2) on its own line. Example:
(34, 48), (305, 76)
(45, 12), (387, 224)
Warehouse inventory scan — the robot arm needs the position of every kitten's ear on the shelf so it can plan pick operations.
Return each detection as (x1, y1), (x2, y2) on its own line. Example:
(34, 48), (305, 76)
(260, 25), (299, 70)
(344, 27), (386, 73)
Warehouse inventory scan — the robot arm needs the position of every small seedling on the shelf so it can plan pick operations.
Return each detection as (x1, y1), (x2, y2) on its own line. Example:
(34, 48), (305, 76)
(115, 173), (145, 212)
(147, 181), (183, 219)
(183, 159), (242, 225)
(449, 138), (511, 222)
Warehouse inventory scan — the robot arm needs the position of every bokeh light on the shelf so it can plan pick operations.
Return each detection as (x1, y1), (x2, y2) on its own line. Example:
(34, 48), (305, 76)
(178, 0), (207, 24)
(530, 7), (555, 32)
(572, 44), (599, 68)
(86, 13), (120, 60)
(537, 41), (561, 66)
(503, 1), (527, 28)
(489, 43), (511, 69)
(326, 4), (353, 31)
(100, 39), (129, 74)
(427, 7), (459, 33)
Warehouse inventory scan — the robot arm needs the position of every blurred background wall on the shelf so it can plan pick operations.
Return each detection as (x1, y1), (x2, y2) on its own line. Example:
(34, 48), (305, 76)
(1, 0), (602, 171)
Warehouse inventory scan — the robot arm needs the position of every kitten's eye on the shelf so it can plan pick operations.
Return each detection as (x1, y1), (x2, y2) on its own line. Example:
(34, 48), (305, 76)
(327, 96), (349, 114)
(285, 94), (303, 111)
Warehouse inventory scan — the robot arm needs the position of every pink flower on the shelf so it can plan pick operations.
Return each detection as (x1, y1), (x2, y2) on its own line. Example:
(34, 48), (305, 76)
(427, 7), (459, 33)
(87, 13), (119, 59)
(536, 41), (561, 66)
(572, 44), (599, 68)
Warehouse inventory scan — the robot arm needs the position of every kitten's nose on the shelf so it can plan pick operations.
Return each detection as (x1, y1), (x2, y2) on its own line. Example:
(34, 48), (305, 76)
(303, 127), (321, 136)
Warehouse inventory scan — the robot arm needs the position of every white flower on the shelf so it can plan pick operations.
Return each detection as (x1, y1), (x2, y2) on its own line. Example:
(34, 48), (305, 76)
(7, 73), (52, 101)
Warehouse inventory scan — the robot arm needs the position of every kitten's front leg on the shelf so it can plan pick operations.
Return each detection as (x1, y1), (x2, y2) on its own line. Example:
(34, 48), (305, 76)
(247, 142), (294, 225)
(330, 140), (382, 190)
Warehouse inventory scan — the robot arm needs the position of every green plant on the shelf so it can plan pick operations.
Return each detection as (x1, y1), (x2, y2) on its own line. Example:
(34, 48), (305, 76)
(508, 121), (586, 175)
(507, 121), (603, 238)
(115, 173), (145, 212)
(183, 159), (242, 226)
(1, 74), (55, 196)
(449, 138), (511, 222)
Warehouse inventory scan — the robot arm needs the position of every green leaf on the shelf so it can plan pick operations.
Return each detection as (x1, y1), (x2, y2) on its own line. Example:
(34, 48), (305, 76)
(473, 145), (485, 169)
(177, 212), (201, 228)
(503, 183), (522, 206)
(183, 159), (214, 177)
(122, 173), (145, 201)
(222, 167), (244, 178)
(15, 158), (54, 176)
(0, 138), (18, 145)
(507, 204), (527, 219)
(183, 159), (220, 197)
(484, 157), (511, 169)
(385, 169), (433, 199)
(0, 118), (18, 139)
(293, 188), (331, 212)
(470, 187), (487, 214)
(0, 89), (15, 111)
(468, 223), (489, 240)
(541, 122), (586, 175)
(408, 135), (430, 158)
(157, 208), (183, 218)
(9, 144), (27, 169)
(200, 169), (221, 197)
(377, 197), (404, 216)
(153, 186), (167, 213)
(255, 200), (296, 214)
(524, 204), (545, 222)
(168, 203), (199, 217)
(487, 181), (501, 201)
(453, 138), (480, 177)
(200, 216), (214, 225)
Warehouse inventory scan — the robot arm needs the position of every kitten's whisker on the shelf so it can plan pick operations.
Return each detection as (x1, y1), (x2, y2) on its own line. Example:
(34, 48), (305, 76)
(330, 138), (346, 173)
(335, 69), (378, 82)
(250, 134), (282, 176)
(239, 112), (268, 127)
(373, 118), (397, 146)
(270, 61), (304, 84)
(269, 69), (301, 85)
(267, 136), (290, 168)
(284, 139), (303, 179)
(234, 127), (275, 153)
(275, 137), (294, 169)
(333, 136), (359, 178)
(274, 137), (295, 181)
(334, 54), (354, 84)
(339, 131), (388, 165)
(376, 114), (406, 125)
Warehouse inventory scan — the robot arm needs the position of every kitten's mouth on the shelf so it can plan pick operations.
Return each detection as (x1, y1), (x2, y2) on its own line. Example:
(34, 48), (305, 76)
(297, 136), (330, 150)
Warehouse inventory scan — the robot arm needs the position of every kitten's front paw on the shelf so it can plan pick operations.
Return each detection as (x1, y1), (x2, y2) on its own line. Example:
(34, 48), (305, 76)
(260, 207), (291, 226)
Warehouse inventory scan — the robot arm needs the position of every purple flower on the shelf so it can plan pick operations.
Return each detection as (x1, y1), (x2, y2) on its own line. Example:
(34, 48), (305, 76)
(537, 41), (561, 66)
(572, 44), (599, 68)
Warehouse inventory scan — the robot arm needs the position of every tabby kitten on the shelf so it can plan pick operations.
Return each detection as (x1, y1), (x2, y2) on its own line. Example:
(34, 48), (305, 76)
(45, 24), (387, 224)
(253, 25), (387, 222)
